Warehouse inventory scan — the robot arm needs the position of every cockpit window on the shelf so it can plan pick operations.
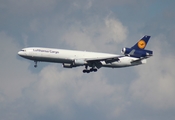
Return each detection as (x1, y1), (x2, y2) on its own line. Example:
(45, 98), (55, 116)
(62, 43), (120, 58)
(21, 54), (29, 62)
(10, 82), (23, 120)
(20, 50), (26, 52)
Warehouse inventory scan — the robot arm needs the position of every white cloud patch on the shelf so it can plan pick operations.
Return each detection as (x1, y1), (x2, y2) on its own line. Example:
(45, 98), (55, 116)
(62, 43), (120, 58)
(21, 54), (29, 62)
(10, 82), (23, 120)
(62, 17), (128, 52)
(25, 65), (129, 119)
(0, 32), (37, 101)
(105, 17), (128, 42)
(130, 35), (175, 109)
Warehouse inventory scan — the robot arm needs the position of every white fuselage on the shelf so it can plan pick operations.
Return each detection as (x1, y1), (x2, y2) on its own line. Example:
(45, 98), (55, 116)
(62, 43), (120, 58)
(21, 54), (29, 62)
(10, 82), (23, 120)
(18, 47), (146, 68)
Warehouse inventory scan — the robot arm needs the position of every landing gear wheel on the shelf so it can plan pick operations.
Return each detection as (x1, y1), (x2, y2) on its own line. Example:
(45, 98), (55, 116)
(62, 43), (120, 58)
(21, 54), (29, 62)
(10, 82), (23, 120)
(90, 68), (93, 72)
(83, 69), (90, 73)
(83, 70), (86, 73)
(90, 68), (98, 72)
(83, 65), (98, 73)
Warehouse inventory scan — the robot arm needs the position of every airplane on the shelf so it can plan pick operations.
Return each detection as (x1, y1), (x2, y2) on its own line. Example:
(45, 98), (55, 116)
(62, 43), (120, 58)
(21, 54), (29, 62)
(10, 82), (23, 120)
(18, 35), (153, 73)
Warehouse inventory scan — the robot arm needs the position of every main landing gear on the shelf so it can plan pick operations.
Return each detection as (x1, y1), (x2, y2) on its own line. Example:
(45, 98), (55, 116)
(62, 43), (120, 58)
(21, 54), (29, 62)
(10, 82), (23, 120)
(34, 61), (37, 68)
(83, 65), (97, 73)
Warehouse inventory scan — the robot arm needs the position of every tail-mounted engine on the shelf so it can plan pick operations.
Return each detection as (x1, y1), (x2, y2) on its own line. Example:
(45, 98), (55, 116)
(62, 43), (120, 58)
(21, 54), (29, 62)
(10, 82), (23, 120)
(121, 47), (153, 58)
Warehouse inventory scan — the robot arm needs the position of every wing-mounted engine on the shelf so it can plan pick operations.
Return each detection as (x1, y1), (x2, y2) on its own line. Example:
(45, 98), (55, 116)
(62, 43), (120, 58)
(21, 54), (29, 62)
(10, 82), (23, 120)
(121, 47), (153, 58)
(62, 59), (87, 68)
(74, 59), (87, 66)
(63, 63), (74, 68)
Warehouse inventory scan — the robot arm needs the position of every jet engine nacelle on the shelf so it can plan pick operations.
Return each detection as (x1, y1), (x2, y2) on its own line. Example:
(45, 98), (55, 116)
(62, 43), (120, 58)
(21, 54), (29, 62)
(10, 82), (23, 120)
(63, 63), (73, 68)
(121, 47), (153, 58)
(121, 47), (129, 55)
(73, 59), (86, 66)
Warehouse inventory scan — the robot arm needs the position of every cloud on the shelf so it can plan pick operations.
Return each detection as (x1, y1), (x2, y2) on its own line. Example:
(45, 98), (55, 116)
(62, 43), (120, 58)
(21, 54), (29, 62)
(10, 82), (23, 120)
(0, 32), (38, 119)
(62, 17), (128, 52)
(25, 65), (129, 119)
(105, 17), (128, 42)
(0, 32), (35, 101)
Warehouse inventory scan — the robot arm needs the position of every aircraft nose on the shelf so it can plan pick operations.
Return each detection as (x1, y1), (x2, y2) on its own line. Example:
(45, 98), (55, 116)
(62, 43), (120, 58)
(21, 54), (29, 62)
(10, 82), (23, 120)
(18, 51), (26, 56)
(18, 51), (22, 56)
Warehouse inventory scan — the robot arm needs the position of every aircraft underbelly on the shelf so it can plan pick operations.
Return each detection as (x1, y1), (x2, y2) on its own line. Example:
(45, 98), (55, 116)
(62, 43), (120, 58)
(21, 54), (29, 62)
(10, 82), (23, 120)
(101, 60), (142, 68)
(101, 62), (130, 68)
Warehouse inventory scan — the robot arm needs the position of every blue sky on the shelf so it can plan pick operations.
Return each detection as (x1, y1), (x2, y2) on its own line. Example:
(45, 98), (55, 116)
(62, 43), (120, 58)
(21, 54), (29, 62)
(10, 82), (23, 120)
(1, 0), (175, 120)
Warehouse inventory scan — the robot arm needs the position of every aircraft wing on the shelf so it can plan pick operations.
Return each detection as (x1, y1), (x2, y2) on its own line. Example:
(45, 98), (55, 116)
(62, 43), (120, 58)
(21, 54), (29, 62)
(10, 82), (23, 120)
(86, 56), (122, 62)
(84, 56), (123, 68)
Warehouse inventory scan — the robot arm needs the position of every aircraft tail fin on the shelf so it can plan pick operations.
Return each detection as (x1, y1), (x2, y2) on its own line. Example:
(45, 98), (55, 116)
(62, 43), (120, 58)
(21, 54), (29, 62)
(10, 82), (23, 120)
(131, 35), (151, 50)
(121, 35), (153, 58)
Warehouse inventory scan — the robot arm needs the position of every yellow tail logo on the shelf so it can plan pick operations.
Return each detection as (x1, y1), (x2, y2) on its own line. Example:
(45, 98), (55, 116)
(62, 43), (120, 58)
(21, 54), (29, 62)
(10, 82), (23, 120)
(138, 40), (146, 49)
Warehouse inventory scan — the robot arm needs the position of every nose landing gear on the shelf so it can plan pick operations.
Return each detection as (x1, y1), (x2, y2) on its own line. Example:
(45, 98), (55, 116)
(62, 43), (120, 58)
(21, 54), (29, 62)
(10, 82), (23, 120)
(34, 61), (37, 68)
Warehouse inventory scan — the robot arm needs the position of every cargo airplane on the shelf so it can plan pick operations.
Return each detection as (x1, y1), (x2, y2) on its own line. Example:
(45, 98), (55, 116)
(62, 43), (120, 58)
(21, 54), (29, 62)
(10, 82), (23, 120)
(18, 35), (153, 73)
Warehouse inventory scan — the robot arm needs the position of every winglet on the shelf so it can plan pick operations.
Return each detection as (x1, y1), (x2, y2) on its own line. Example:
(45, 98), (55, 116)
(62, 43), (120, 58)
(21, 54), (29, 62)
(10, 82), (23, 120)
(131, 35), (151, 50)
